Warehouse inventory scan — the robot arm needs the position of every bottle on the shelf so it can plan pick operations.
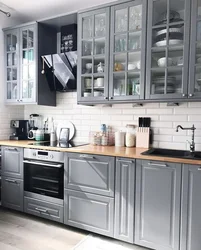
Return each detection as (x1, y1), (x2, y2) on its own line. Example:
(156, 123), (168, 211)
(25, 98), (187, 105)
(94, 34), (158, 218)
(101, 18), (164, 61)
(50, 120), (56, 142)
(125, 125), (136, 147)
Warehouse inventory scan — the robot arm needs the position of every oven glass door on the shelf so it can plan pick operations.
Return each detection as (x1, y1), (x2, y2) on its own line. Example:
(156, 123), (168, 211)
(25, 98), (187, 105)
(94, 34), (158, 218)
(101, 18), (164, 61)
(24, 160), (64, 199)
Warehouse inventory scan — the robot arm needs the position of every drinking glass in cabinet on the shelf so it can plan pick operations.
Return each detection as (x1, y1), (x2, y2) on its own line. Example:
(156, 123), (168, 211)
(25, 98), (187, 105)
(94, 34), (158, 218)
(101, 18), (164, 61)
(22, 65), (28, 80)
(7, 68), (12, 81)
(113, 73), (126, 96)
(167, 68), (182, 94)
(23, 30), (28, 49)
(6, 34), (12, 51)
(129, 5), (142, 30)
(82, 41), (92, 56)
(94, 39), (105, 55)
(95, 14), (106, 37)
(22, 80), (33, 99)
(28, 49), (34, 62)
(195, 67), (201, 92)
(84, 78), (92, 89)
(7, 53), (12, 66)
(23, 51), (28, 64)
(151, 70), (165, 94)
(12, 68), (17, 81)
(129, 33), (141, 50)
(127, 77), (140, 96)
(115, 35), (127, 52)
(115, 8), (128, 33)
(12, 53), (17, 66)
(28, 65), (35, 79)
(28, 29), (34, 48)
(82, 17), (93, 39)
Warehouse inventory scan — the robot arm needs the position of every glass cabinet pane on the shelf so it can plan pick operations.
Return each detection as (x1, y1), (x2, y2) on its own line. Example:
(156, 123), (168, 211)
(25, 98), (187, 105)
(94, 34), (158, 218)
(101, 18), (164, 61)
(147, 0), (186, 98)
(95, 14), (106, 37)
(129, 5), (142, 30)
(21, 26), (36, 101)
(80, 10), (109, 100)
(115, 8), (128, 33)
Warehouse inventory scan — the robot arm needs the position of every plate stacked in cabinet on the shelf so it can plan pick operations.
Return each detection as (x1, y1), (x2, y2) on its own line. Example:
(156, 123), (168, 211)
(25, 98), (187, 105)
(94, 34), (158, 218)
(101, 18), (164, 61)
(151, 10), (184, 95)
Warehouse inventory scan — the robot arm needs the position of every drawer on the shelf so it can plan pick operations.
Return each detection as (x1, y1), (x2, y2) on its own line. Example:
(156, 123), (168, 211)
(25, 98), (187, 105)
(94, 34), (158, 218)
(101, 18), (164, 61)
(24, 197), (64, 223)
(1, 177), (23, 212)
(65, 153), (115, 197)
(64, 189), (114, 237)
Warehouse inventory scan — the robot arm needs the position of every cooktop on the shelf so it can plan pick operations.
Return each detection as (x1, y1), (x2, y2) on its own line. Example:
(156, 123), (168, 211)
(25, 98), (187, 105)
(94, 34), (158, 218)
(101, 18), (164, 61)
(28, 141), (88, 148)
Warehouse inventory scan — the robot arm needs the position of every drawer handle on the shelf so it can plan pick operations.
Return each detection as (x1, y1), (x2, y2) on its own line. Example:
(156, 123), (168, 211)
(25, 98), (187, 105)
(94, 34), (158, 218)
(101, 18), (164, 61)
(79, 154), (94, 159)
(117, 159), (133, 164)
(35, 207), (48, 213)
(5, 147), (18, 151)
(5, 179), (18, 184)
(148, 163), (168, 168)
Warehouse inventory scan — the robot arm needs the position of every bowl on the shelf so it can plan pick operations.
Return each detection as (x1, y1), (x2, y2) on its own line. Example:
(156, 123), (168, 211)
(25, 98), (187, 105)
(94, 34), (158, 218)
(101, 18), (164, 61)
(157, 57), (173, 67)
(94, 91), (102, 97)
(128, 63), (136, 70)
(96, 78), (104, 87)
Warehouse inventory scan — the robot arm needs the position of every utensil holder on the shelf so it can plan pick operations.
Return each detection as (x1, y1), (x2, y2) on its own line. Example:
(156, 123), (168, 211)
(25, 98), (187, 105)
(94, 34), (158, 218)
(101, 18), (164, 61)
(136, 127), (150, 148)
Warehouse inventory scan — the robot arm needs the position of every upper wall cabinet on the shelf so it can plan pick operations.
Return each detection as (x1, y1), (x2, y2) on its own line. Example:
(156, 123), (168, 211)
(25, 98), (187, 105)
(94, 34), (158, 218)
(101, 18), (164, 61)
(189, 0), (201, 99)
(4, 23), (56, 106)
(146, 0), (191, 100)
(109, 0), (147, 101)
(77, 8), (110, 102)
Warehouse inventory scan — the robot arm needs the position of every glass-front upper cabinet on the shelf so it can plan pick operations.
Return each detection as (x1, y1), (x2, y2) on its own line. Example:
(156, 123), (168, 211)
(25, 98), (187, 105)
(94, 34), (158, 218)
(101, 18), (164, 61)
(189, 0), (201, 99)
(109, 0), (147, 101)
(20, 25), (37, 103)
(78, 8), (110, 102)
(4, 29), (19, 102)
(146, 0), (191, 100)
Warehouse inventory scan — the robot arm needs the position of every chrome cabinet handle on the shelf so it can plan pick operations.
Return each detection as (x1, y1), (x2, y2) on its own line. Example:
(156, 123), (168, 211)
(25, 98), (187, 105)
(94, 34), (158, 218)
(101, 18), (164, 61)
(117, 159), (133, 164)
(5, 179), (18, 184)
(5, 147), (18, 151)
(79, 154), (94, 159)
(148, 162), (168, 168)
(35, 207), (48, 213)
(23, 160), (63, 168)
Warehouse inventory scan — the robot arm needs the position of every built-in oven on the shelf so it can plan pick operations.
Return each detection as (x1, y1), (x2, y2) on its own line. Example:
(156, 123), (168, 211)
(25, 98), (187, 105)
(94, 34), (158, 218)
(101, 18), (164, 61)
(24, 149), (64, 200)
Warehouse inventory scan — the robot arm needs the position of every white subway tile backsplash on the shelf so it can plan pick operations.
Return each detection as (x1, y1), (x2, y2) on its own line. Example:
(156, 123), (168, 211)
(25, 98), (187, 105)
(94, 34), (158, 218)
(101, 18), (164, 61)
(21, 92), (201, 150)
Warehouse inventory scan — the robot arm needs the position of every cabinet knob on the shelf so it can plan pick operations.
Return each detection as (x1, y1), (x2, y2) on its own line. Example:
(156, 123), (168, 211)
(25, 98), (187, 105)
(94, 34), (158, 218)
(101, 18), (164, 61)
(104, 97), (108, 100)
(109, 97), (113, 100)
(182, 94), (187, 97)
(189, 94), (194, 97)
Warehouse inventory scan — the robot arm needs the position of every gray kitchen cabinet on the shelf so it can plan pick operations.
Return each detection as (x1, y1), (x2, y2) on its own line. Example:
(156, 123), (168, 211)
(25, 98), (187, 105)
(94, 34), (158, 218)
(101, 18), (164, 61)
(24, 197), (64, 223)
(4, 22), (56, 106)
(1, 146), (23, 179)
(64, 189), (114, 237)
(77, 7), (110, 103)
(180, 164), (201, 250)
(65, 153), (115, 197)
(146, 0), (191, 100)
(135, 160), (182, 250)
(109, 0), (147, 101)
(1, 177), (23, 212)
(188, 0), (201, 99)
(114, 158), (135, 243)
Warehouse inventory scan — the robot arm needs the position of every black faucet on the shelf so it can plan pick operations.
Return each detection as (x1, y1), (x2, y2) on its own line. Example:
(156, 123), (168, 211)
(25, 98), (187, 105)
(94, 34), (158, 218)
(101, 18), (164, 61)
(176, 125), (196, 153)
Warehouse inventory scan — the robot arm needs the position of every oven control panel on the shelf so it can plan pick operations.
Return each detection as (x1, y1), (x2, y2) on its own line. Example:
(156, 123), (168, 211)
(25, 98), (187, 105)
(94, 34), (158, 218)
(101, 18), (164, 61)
(24, 148), (64, 163)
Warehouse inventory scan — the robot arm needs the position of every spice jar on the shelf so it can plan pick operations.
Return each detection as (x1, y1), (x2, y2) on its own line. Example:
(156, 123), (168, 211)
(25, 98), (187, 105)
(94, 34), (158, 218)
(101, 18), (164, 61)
(125, 124), (136, 147)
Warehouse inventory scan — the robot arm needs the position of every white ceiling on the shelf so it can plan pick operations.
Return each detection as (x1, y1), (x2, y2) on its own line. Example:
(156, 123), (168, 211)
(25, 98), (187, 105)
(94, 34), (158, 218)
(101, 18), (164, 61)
(0, 0), (116, 23)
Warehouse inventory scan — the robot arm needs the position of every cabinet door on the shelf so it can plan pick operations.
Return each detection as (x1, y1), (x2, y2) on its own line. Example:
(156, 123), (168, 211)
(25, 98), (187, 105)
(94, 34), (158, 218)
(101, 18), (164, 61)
(65, 153), (115, 197)
(188, 0), (201, 99)
(19, 24), (37, 103)
(146, 0), (191, 100)
(64, 189), (114, 237)
(109, 0), (147, 101)
(2, 146), (23, 179)
(77, 8), (110, 103)
(4, 29), (20, 103)
(180, 165), (201, 250)
(114, 158), (135, 243)
(1, 177), (23, 212)
(135, 160), (181, 250)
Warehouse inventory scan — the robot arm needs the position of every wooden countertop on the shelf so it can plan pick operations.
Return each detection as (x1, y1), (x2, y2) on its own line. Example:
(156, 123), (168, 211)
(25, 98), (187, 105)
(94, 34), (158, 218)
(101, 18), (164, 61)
(0, 140), (200, 165)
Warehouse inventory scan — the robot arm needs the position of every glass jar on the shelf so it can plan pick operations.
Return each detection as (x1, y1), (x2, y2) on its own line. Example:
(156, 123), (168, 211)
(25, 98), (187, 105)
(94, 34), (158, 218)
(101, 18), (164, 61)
(125, 124), (136, 147)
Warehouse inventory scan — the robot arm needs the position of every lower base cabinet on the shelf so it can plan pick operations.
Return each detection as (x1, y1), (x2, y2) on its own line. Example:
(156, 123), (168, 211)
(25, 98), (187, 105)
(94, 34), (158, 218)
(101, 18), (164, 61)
(24, 197), (64, 223)
(135, 160), (182, 250)
(181, 164), (201, 250)
(1, 176), (23, 212)
(114, 158), (135, 243)
(64, 189), (114, 237)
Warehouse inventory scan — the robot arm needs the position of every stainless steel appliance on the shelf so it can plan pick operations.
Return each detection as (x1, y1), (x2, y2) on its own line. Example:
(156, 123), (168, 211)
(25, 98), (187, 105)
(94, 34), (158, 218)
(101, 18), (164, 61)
(28, 141), (87, 148)
(24, 149), (64, 200)
(10, 120), (29, 140)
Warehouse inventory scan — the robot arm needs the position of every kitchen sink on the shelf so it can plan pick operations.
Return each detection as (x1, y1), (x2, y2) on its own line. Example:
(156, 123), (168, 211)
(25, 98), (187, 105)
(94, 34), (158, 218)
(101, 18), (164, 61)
(142, 148), (201, 160)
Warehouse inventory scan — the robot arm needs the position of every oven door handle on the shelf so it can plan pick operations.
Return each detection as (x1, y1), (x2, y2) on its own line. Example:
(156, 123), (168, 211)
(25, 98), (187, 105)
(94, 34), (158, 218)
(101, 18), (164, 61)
(23, 160), (63, 168)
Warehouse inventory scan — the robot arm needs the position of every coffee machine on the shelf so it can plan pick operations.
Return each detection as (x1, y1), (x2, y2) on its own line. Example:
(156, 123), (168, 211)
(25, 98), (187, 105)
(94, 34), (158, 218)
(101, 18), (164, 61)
(10, 120), (29, 140)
